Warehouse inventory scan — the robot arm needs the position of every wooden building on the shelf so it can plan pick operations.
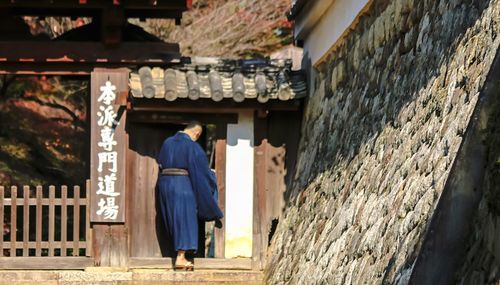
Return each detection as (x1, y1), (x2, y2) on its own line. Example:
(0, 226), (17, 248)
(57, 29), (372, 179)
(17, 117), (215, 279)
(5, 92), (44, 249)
(0, 0), (306, 270)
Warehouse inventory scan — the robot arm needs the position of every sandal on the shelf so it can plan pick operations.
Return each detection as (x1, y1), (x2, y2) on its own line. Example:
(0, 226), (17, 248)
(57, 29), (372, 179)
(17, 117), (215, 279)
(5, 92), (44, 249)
(174, 261), (194, 271)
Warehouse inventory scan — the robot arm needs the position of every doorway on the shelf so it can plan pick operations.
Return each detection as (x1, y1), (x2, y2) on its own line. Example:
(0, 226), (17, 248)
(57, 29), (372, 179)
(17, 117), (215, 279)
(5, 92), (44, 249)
(126, 121), (217, 258)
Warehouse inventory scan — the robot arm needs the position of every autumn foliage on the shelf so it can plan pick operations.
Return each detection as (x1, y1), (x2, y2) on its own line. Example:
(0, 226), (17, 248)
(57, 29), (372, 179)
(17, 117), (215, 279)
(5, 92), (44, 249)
(1, 0), (293, 187)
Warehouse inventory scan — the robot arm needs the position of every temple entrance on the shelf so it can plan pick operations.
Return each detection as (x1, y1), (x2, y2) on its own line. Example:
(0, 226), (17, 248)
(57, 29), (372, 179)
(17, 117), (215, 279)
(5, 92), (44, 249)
(126, 121), (216, 258)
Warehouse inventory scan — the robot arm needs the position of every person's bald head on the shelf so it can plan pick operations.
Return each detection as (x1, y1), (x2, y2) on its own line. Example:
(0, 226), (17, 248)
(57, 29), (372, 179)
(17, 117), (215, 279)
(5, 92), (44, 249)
(183, 121), (202, 141)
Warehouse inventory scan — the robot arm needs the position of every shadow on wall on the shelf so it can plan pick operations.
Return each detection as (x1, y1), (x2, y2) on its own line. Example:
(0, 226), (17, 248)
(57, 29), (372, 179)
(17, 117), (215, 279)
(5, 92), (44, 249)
(410, 48), (500, 285)
(266, 0), (499, 284)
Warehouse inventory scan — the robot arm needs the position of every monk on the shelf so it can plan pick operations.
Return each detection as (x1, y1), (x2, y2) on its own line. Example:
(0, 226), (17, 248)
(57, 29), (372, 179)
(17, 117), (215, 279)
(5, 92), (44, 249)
(157, 121), (223, 271)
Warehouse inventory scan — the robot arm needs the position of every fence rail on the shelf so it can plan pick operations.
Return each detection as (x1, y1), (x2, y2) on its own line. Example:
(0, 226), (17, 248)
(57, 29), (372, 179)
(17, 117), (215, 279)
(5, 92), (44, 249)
(0, 181), (90, 257)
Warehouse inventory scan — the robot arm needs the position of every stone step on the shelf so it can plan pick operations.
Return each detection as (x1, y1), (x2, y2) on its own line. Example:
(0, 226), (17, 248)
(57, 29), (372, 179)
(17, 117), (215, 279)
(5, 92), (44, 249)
(0, 269), (264, 285)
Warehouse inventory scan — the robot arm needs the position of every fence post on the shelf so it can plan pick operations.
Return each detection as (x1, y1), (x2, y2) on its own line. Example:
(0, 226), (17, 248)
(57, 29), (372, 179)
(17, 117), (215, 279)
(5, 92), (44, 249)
(10, 186), (17, 256)
(22, 186), (29, 257)
(48, 185), (55, 257)
(0, 186), (4, 257)
(61, 185), (68, 256)
(73, 186), (80, 256)
(35, 186), (42, 257)
(86, 180), (92, 257)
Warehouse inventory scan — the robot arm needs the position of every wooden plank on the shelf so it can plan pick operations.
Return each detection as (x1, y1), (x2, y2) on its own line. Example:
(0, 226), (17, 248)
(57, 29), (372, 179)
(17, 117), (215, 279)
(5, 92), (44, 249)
(48, 186), (55, 257)
(109, 225), (128, 267)
(3, 241), (87, 249)
(10, 186), (17, 256)
(127, 112), (238, 126)
(91, 224), (110, 266)
(129, 257), (252, 270)
(61, 186), (68, 257)
(0, 0), (187, 10)
(86, 180), (91, 257)
(22, 186), (29, 256)
(73, 186), (80, 256)
(214, 139), (226, 258)
(0, 186), (4, 257)
(0, 42), (180, 63)
(130, 98), (302, 113)
(2, 198), (87, 206)
(90, 68), (129, 223)
(127, 123), (169, 258)
(266, 147), (286, 222)
(0, 257), (93, 270)
(35, 186), (42, 257)
(253, 138), (267, 270)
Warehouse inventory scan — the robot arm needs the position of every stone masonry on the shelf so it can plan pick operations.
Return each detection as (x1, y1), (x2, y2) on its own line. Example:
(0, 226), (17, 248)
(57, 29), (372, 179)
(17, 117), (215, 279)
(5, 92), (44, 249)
(265, 0), (500, 284)
(454, 77), (500, 284)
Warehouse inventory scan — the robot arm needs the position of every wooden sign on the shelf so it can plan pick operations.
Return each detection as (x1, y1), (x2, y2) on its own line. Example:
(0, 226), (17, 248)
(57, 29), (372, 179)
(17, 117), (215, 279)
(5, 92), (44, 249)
(90, 68), (128, 223)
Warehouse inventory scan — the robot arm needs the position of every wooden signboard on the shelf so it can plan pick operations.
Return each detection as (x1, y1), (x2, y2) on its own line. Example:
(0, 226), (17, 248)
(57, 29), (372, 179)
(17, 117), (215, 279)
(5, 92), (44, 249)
(90, 68), (128, 223)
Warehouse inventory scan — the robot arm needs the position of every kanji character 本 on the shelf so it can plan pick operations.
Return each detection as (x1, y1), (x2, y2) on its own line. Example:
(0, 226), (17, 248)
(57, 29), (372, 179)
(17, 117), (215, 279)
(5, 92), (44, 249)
(97, 151), (118, 172)
(96, 173), (119, 197)
(96, 197), (119, 220)
(97, 127), (117, 151)
(97, 105), (117, 127)
(98, 81), (117, 105)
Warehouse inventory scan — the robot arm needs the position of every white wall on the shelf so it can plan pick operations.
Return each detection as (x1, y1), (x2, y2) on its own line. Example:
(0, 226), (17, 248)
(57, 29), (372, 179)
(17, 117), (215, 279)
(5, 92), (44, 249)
(295, 0), (371, 66)
(225, 110), (254, 258)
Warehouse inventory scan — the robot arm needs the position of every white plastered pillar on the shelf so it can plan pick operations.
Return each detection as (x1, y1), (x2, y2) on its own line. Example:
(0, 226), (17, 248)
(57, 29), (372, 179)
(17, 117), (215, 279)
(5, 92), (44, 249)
(224, 110), (254, 258)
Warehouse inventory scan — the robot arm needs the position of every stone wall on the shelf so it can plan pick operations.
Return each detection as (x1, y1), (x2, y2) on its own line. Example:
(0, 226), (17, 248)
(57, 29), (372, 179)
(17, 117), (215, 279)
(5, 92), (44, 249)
(454, 81), (500, 284)
(265, 0), (500, 284)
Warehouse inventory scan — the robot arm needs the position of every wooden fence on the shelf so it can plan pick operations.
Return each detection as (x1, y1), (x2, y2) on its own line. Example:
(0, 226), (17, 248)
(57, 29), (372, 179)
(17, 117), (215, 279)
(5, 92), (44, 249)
(0, 181), (90, 258)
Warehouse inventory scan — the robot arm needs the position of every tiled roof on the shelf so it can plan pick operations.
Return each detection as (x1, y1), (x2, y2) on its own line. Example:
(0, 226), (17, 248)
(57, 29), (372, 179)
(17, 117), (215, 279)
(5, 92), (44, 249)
(129, 57), (307, 103)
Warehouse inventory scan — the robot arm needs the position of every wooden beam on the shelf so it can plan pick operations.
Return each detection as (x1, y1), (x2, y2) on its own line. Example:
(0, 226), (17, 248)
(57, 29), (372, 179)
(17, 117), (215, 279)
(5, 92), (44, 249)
(130, 98), (302, 113)
(127, 111), (238, 125)
(0, 41), (180, 64)
(0, 257), (93, 269)
(0, 0), (187, 19)
(0, 0), (187, 9)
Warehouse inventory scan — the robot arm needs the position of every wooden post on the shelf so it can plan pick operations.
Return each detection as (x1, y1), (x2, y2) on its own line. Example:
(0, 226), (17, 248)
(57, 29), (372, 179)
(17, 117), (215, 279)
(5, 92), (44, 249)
(0, 186), (3, 257)
(252, 116), (268, 270)
(214, 139), (226, 258)
(48, 186), (55, 257)
(35, 186), (42, 257)
(73, 186), (80, 256)
(90, 68), (129, 267)
(86, 180), (92, 257)
(22, 186), (29, 256)
(61, 186), (68, 257)
(10, 186), (17, 256)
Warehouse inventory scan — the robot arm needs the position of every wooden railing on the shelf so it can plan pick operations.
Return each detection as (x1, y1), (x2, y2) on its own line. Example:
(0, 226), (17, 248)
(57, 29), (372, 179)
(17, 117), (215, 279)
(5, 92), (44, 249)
(0, 181), (90, 257)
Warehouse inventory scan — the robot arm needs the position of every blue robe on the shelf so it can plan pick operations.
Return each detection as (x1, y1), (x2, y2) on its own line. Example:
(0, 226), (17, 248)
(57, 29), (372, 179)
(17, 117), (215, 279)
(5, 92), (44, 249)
(157, 132), (223, 251)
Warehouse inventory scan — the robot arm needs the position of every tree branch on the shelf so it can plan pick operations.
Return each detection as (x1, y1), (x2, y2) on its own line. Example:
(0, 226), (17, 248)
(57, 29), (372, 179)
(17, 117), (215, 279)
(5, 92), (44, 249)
(21, 95), (85, 129)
